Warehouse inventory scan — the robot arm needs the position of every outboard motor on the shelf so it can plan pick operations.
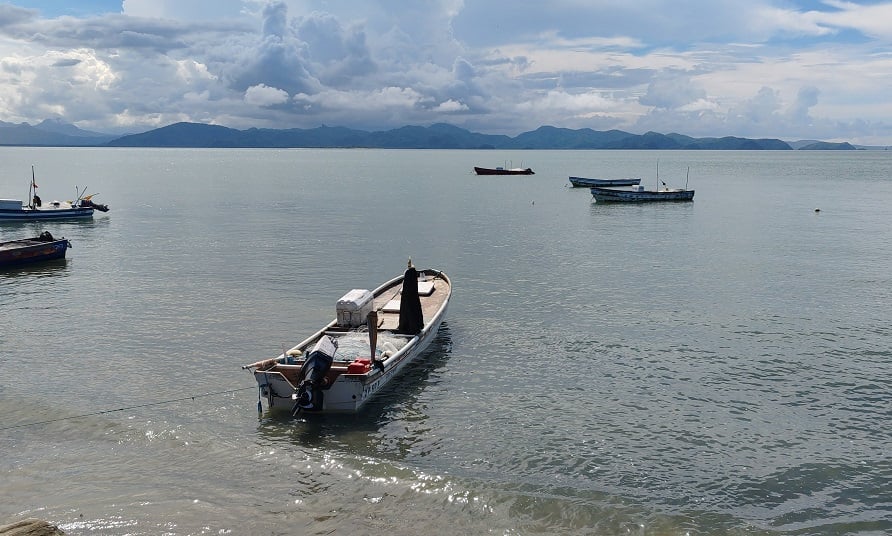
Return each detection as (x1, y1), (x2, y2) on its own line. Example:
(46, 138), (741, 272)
(80, 198), (109, 212)
(292, 336), (338, 414)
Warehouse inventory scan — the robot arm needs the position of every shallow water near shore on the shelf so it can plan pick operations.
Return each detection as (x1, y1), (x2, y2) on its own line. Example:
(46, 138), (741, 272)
(2, 147), (891, 535)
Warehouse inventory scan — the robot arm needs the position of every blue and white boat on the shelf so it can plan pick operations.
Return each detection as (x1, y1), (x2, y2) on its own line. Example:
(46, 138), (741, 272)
(590, 164), (694, 203)
(590, 184), (695, 202)
(0, 167), (108, 220)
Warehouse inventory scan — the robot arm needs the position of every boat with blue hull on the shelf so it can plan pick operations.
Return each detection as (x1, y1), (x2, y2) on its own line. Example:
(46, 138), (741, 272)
(569, 176), (641, 187)
(0, 232), (71, 268)
(590, 184), (695, 203)
(0, 167), (108, 221)
(0, 199), (99, 220)
(243, 261), (451, 415)
(590, 164), (695, 203)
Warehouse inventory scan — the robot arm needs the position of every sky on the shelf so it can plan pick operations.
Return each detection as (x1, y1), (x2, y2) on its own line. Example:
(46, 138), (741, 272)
(1, 1), (892, 144)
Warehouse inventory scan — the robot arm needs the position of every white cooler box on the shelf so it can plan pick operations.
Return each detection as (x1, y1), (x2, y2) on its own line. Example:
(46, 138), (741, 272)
(336, 289), (374, 327)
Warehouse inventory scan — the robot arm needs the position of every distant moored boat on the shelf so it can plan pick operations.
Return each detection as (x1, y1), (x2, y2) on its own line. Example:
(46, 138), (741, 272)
(590, 185), (695, 202)
(474, 166), (534, 175)
(590, 163), (694, 203)
(569, 176), (641, 187)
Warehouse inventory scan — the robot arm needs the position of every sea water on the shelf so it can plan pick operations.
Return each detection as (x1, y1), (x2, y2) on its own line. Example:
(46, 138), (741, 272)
(1, 147), (890, 535)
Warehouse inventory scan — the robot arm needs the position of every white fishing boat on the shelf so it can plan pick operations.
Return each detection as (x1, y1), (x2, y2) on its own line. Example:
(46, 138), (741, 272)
(0, 167), (108, 221)
(243, 261), (451, 415)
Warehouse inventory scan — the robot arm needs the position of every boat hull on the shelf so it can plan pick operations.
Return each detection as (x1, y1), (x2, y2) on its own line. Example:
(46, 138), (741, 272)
(245, 268), (451, 414)
(0, 204), (94, 220)
(590, 187), (695, 202)
(0, 237), (70, 267)
(474, 166), (534, 175)
(569, 176), (641, 187)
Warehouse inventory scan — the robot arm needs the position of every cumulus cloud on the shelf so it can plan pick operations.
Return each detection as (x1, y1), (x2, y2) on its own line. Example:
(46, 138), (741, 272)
(731, 86), (783, 124)
(517, 89), (614, 113)
(245, 83), (289, 106)
(0, 0), (890, 143)
(639, 74), (709, 110)
(433, 99), (468, 112)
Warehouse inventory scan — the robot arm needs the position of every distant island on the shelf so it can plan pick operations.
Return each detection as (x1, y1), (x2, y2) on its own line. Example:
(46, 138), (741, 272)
(0, 119), (873, 150)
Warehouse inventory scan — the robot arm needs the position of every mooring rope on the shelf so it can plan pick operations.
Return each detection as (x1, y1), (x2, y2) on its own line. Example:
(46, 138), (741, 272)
(0, 386), (257, 431)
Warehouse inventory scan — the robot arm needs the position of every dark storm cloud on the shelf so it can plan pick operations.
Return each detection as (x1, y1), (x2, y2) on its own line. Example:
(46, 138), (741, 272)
(227, 2), (320, 96)
(293, 11), (376, 87)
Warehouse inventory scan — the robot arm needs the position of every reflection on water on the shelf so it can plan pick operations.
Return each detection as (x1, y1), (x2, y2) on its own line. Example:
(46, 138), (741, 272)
(256, 324), (454, 455)
(0, 215), (109, 280)
(0, 215), (109, 233)
(0, 257), (69, 278)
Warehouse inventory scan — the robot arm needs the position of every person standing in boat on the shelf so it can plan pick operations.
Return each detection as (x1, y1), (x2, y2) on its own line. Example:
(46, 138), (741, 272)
(30, 169), (41, 207)
(398, 258), (423, 334)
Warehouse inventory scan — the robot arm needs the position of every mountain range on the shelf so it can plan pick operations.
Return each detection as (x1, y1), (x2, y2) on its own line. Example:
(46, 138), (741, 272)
(0, 119), (866, 150)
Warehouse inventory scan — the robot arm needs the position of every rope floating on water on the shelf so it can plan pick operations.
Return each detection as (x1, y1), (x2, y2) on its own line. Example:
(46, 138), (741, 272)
(0, 386), (256, 431)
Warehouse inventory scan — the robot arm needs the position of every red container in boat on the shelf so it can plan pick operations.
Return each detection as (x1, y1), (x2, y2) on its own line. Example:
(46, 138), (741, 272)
(347, 358), (371, 374)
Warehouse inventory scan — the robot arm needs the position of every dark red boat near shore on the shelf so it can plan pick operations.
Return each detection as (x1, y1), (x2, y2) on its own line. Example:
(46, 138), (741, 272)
(0, 232), (71, 268)
(473, 166), (535, 175)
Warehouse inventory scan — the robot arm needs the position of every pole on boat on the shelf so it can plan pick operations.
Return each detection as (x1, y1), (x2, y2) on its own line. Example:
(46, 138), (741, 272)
(685, 167), (690, 190)
(75, 185), (87, 204)
(656, 160), (660, 190)
(29, 166), (35, 208)
(368, 311), (384, 373)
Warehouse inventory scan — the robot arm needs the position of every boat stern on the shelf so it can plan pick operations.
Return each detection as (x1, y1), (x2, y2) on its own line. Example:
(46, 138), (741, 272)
(253, 367), (299, 411)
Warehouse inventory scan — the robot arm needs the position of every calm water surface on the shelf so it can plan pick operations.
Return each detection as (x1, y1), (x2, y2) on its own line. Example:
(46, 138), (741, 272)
(1, 148), (891, 535)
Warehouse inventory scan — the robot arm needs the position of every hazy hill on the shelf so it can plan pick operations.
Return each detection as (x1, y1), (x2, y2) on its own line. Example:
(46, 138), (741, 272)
(0, 120), (117, 146)
(505, 126), (634, 149)
(107, 122), (795, 150)
(797, 141), (857, 150)
(789, 139), (866, 150)
(35, 118), (110, 138)
(9, 118), (880, 150)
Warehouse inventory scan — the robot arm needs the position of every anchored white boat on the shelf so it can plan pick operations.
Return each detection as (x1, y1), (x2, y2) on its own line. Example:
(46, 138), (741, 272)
(0, 166), (108, 220)
(243, 262), (451, 415)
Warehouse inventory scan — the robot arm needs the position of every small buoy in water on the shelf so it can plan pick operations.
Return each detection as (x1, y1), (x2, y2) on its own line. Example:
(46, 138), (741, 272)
(814, 208), (821, 213)
(531, 201), (535, 205)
